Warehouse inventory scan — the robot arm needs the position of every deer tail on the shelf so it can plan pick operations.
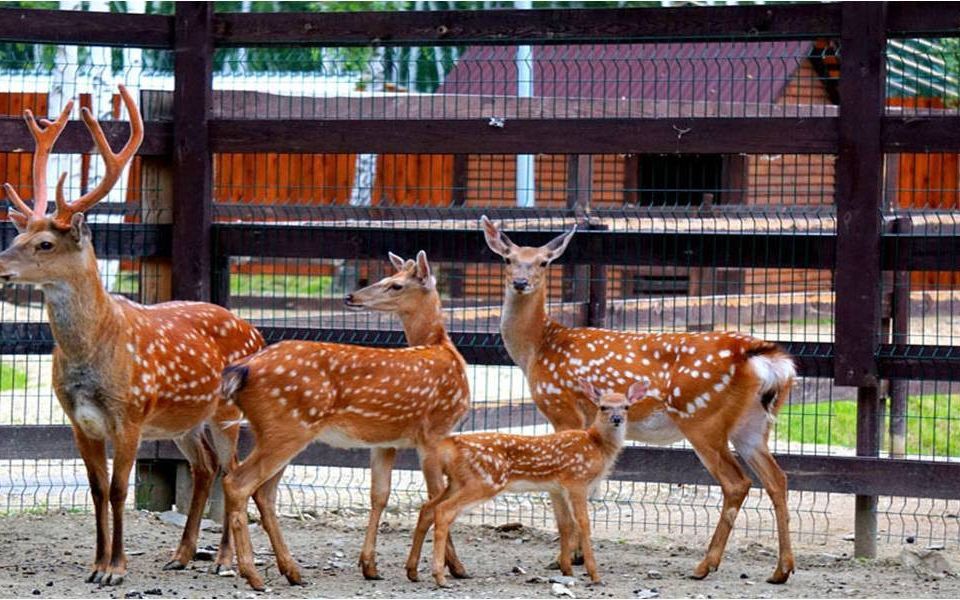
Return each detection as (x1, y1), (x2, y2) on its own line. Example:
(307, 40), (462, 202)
(745, 342), (796, 423)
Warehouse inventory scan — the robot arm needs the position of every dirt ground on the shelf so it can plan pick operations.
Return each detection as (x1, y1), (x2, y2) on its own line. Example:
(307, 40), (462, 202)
(0, 510), (957, 599)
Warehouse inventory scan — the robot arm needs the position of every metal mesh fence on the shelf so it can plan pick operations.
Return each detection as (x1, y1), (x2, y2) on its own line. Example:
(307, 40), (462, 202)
(0, 12), (958, 554)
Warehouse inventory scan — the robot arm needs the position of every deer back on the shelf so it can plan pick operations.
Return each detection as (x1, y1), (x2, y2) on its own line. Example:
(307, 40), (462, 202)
(228, 339), (470, 447)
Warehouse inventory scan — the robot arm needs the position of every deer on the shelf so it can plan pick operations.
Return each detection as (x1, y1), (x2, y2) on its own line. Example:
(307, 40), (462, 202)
(218, 251), (471, 591)
(480, 215), (797, 584)
(406, 378), (649, 588)
(0, 85), (265, 585)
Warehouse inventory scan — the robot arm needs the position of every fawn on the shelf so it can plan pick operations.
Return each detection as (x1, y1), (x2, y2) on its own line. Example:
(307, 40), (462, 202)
(481, 216), (797, 584)
(0, 85), (264, 584)
(219, 251), (470, 590)
(406, 378), (649, 587)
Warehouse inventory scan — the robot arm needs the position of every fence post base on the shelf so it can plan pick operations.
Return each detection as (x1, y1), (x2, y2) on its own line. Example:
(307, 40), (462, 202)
(134, 459), (178, 512)
(176, 462), (225, 523)
(854, 494), (878, 558)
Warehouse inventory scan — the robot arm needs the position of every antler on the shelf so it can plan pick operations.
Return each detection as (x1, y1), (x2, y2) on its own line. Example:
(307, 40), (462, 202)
(3, 100), (74, 228)
(51, 84), (143, 230)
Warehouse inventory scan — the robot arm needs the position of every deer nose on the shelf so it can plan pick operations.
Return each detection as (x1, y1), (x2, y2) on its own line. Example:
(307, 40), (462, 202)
(344, 294), (355, 305)
(611, 414), (624, 426)
(512, 278), (529, 292)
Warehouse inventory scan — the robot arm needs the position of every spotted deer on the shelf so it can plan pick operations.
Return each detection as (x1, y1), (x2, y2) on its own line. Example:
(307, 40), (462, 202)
(406, 378), (649, 587)
(481, 216), (797, 584)
(219, 251), (470, 591)
(0, 86), (264, 585)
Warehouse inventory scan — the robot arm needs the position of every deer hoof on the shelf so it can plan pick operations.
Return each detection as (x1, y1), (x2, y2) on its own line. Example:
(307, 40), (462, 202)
(766, 565), (794, 585)
(406, 567), (420, 583)
(85, 570), (106, 584)
(162, 559), (186, 571)
(572, 551), (585, 566)
(102, 572), (125, 586)
(283, 568), (304, 586)
(449, 565), (471, 580)
(690, 561), (717, 580)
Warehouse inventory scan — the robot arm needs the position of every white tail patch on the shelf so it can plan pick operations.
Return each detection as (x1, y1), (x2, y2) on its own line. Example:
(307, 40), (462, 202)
(748, 353), (796, 394)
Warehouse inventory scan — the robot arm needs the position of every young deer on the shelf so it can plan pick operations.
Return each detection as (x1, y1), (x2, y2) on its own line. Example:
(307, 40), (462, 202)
(219, 251), (470, 591)
(481, 216), (797, 584)
(0, 86), (264, 584)
(406, 378), (649, 587)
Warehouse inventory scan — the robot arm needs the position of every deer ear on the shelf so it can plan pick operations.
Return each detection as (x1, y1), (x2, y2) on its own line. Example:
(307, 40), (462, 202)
(388, 252), (406, 272)
(543, 225), (576, 262)
(415, 250), (432, 281)
(578, 378), (599, 405)
(626, 378), (650, 405)
(69, 212), (89, 243)
(8, 209), (27, 233)
(480, 215), (515, 257)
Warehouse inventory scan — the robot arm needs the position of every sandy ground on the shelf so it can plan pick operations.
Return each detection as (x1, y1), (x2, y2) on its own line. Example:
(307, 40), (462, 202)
(0, 510), (957, 599)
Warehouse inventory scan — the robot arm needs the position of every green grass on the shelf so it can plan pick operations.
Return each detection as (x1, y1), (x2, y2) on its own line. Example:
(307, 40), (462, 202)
(786, 317), (834, 328)
(0, 364), (27, 392)
(230, 274), (334, 298)
(778, 395), (960, 457)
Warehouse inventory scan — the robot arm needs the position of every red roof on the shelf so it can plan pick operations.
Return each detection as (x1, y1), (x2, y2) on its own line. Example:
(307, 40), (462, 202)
(438, 42), (815, 104)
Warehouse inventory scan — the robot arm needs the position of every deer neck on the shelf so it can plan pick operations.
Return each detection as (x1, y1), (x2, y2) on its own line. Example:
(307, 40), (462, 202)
(588, 423), (628, 462)
(42, 249), (123, 360)
(500, 285), (549, 373)
(398, 292), (448, 347)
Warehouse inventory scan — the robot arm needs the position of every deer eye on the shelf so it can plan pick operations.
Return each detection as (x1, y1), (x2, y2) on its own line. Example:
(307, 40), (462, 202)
(36, 241), (54, 251)
(390, 283), (403, 291)
(599, 406), (610, 412)
(540, 261), (548, 267)
(504, 257), (512, 265)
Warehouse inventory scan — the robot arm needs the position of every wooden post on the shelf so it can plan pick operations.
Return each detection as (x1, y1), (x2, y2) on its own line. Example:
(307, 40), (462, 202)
(889, 218), (912, 458)
(564, 155), (592, 309)
(586, 223), (608, 328)
(448, 153), (468, 299)
(172, 1), (214, 301)
(134, 90), (177, 508)
(835, 2), (886, 559)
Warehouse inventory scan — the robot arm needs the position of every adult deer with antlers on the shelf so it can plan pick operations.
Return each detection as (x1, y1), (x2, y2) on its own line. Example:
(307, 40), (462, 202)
(407, 378), (649, 588)
(0, 85), (264, 585)
(219, 251), (470, 590)
(481, 216), (796, 584)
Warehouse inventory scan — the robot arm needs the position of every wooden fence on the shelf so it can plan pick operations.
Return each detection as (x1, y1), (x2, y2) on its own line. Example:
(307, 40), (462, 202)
(1, 1), (960, 556)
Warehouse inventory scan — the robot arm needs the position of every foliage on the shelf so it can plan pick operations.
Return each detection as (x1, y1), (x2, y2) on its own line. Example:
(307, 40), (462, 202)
(778, 395), (960, 458)
(230, 273), (333, 298)
(0, 364), (28, 393)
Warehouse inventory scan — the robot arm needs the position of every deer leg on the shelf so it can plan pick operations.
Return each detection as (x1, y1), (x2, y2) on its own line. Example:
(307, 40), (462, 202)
(686, 436), (752, 580)
(358, 447), (396, 580)
(164, 428), (217, 571)
(208, 420), (240, 572)
(430, 483), (489, 589)
(251, 468), (302, 585)
(736, 438), (794, 584)
(552, 490), (577, 577)
(567, 488), (601, 584)
(223, 438), (308, 592)
(405, 481), (456, 583)
(102, 428), (141, 586)
(420, 449), (468, 578)
(74, 431), (110, 584)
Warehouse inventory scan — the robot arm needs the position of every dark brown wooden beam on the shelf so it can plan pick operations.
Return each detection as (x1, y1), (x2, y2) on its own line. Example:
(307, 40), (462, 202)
(5, 425), (960, 500)
(214, 224), (837, 268)
(209, 118), (839, 155)
(0, 119), (171, 156)
(0, 223), (170, 259)
(887, 2), (960, 38)
(833, 3), (886, 388)
(884, 117), (960, 153)
(213, 4), (840, 48)
(0, 7), (173, 48)
(171, 2), (215, 302)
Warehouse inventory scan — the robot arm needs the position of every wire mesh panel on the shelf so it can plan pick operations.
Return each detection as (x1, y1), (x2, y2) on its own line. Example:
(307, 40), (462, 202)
(0, 4), (959, 560)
